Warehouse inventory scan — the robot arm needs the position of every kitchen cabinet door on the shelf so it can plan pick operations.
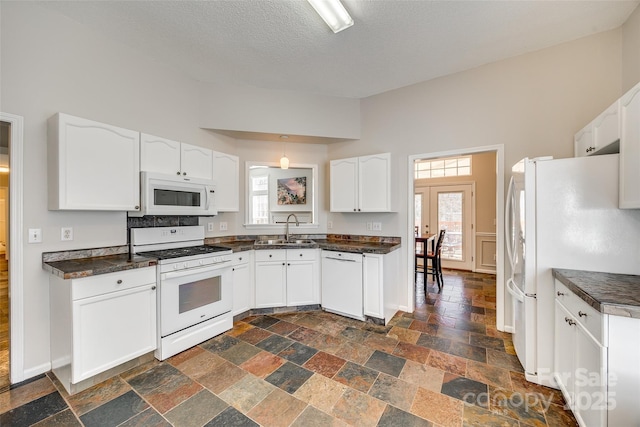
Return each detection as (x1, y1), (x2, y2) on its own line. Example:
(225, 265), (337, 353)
(330, 157), (358, 212)
(212, 151), (239, 211)
(181, 142), (213, 180)
(358, 153), (391, 212)
(232, 251), (254, 315)
(286, 249), (320, 306)
(592, 101), (620, 153)
(48, 113), (140, 211)
(255, 261), (286, 308)
(574, 322), (607, 427)
(619, 81), (640, 209)
(554, 300), (575, 405)
(140, 133), (181, 176)
(363, 253), (383, 319)
(72, 284), (156, 383)
(574, 125), (595, 157)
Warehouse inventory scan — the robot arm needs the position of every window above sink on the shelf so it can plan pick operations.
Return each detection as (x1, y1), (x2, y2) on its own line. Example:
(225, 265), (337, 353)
(245, 161), (318, 228)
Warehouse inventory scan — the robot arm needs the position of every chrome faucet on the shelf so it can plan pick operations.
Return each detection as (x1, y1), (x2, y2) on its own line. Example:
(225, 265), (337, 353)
(285, 213), (299, 242)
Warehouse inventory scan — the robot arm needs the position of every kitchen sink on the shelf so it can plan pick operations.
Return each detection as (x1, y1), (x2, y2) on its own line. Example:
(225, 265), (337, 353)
(255, 239), (315, 246)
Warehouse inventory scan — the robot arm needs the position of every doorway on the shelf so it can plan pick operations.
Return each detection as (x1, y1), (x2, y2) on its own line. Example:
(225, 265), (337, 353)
(0, 121), (10, 392)
(408, 145), (505, 330)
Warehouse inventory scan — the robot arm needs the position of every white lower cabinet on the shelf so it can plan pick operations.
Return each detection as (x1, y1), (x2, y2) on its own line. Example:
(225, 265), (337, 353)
(254, 249), (319, 308)
(553, 279), (640, 427)
(50, 267), (157, 394)
(231, 251), (254, 316)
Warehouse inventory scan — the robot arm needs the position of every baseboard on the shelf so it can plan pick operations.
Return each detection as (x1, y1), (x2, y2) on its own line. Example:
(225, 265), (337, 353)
(475, 268), (497, 275)
(21, 362), (52, 383)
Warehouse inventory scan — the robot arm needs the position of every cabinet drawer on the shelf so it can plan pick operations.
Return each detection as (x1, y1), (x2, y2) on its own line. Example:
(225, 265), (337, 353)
(555, 280), (604, 344)
(255, 250), (286, 262)
(286, 249), (317, 261)
(231, 251), (251, 265)
(72, 267), (156, 300)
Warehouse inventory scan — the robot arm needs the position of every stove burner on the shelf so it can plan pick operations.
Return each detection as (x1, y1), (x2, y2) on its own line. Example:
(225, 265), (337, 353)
(137, 245), (230, 260)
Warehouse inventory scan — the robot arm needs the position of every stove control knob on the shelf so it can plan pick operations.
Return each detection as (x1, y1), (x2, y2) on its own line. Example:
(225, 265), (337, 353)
(183, 262), (188, 268)
(173, 264), (179, 270)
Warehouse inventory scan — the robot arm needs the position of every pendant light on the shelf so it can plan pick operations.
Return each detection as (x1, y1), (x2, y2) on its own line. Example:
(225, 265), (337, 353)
(280, 136), (289, 169)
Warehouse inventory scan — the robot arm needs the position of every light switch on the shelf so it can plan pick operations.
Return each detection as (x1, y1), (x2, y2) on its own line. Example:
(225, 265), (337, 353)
(28, 228), (42, 243)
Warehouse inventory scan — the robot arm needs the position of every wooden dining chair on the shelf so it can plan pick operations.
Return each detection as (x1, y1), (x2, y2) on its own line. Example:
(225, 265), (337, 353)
(425, 229), (446, 289)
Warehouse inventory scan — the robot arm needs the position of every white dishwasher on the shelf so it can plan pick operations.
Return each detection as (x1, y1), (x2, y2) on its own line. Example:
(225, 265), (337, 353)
(321, 251), (364, 321)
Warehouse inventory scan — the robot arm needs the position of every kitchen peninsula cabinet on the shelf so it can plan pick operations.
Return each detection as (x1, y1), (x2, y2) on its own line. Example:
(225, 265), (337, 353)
(50, 267), (157, 394)
(47, 113), (140, 211)
(619, 81), (640, 209)
(254, 249), (319, 308)
(212, 150), (240, 211)
(330, 153), (392, 212)
(231, 251), (254, 315)
(140, 133), (213, 180)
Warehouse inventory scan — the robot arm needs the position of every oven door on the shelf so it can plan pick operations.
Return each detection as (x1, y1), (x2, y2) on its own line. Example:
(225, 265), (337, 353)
(160, 263), (232, 337)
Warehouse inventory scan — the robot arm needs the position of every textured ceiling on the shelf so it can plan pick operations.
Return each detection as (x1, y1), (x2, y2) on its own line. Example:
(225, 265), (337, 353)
(40, 0), (638, 99)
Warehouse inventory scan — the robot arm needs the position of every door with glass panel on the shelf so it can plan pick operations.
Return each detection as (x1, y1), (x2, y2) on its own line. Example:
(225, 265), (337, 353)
(429, 185), (474, 270)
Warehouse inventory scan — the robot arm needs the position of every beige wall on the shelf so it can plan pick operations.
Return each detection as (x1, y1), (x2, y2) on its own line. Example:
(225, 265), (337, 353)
(622, 5), (640, 92)
(328, 29), (623, 312)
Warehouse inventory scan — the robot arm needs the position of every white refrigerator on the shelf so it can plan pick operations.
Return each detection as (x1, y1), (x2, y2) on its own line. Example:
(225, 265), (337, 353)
(505, 154), (640, 388)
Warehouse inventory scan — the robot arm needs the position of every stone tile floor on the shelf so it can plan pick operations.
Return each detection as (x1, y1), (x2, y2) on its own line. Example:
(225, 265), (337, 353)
(0, 270), (578, 426)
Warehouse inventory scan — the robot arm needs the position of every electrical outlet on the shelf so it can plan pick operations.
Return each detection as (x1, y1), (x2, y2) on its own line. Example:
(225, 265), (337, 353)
(366, 222), (373, 231)
(61, 227), (73, 241)
(207, 222), (214, 232)
(373, 222), (382, 231)
(219, 222), (228, 231)
(28, 228), (42, 243)
(327, 221), (333, 229)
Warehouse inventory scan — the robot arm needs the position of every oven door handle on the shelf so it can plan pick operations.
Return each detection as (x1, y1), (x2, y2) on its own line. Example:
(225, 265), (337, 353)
(162, 261), (231, 280)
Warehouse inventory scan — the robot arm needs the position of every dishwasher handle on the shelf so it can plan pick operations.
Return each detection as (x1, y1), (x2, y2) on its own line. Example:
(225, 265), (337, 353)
(324, 256), (358, 262)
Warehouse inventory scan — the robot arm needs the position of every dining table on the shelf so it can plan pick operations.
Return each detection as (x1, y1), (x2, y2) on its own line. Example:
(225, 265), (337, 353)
(415, 233), (436, 254)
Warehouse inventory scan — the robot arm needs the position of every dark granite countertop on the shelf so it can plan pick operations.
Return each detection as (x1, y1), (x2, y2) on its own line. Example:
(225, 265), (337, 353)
(210, 238), (400, 254)
(552, 269), (640, 319)
(44, 254), (157, 280)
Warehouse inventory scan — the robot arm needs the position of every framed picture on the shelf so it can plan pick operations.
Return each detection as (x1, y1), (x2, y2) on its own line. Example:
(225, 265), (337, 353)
(277, 177), (307, 205)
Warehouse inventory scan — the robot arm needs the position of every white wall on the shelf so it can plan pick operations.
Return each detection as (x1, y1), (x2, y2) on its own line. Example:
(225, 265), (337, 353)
(327, 29), (624, 314)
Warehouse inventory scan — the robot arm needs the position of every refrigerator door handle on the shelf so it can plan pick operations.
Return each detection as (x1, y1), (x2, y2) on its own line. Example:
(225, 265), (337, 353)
(506, 277), (525, 303)
(505, 176), (516, 270)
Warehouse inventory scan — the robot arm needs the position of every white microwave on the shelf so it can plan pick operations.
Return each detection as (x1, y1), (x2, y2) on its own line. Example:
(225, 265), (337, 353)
(129, 172), (217, 217)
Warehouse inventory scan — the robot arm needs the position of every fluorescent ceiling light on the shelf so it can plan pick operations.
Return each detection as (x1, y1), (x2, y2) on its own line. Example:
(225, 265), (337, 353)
(307, 0), (354, 33)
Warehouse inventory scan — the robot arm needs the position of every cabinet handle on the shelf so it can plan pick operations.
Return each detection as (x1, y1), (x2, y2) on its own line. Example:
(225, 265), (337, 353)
(557, 291), (566, 296)
(183, 172), (187, 176)
(282, 262), (285, 266)
(176, 171), (181, 175)
(578, 311), (587, 318)
(269, 254), (272, 258)
(239, 257), (242, 261)
(353, 208), (356, 212)
(232, 268), (235, 271)
(151, 286), (156, 290)
(299, 253), (303, 257)
(117, 279), (123, 284)
(565, 317), (576, 326)
(134, 205), (140, 210)
(358, 208), (361, 211)
(287, 263), (290, 266)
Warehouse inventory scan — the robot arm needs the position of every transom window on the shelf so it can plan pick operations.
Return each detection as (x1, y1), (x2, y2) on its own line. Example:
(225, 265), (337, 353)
(415, 156), (472, 179)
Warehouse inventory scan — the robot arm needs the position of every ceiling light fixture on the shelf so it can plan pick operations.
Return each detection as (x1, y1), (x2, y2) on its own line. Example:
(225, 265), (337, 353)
(280, 135), (289, 169)
(307, 0), (354, 33)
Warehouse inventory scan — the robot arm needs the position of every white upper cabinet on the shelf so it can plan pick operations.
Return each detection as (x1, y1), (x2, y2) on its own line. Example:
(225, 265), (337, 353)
(212, 151), (239, 212)
(574, 123), (595, 157)
(140, 134), (181, 175)
(619, 82), (640, 209)
(330, 153), (392, 212)
(48, 113), (140, 211)
(140, 133), (213, 180)
(574, 100), (620, 158)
